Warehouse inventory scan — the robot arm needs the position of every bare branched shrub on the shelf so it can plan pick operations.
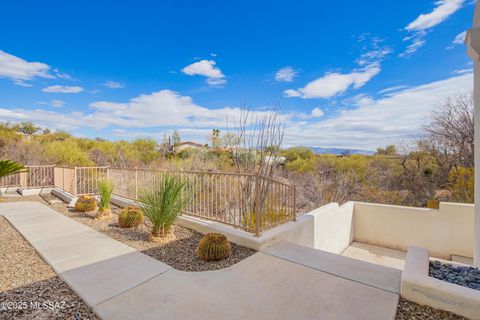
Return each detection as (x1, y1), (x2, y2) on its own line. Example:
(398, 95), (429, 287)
(423, 93), (474, 167)
(226, 106), (286, 231)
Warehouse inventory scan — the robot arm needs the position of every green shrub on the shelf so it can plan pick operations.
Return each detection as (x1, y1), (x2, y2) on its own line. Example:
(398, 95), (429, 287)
(118, 206), (144, 228)
(282, 147), (317, 172)
(196, 233), (231, 261)
(97, 179), (113, 211)
(139, 174), (191, 241)
(242, 208), (289, 230)
(74, 195), (97, 212)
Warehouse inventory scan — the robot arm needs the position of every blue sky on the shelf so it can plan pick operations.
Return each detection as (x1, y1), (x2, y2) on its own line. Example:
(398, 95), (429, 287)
(0, 0), (475, 150)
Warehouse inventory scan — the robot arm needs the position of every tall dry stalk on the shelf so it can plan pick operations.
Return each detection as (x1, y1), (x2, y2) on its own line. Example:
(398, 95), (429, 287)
(226, 106), (285, 231)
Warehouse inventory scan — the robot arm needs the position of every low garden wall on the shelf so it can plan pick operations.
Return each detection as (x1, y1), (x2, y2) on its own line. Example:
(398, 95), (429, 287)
(401, 246), (480, 319)
(353, 202), (474, 259)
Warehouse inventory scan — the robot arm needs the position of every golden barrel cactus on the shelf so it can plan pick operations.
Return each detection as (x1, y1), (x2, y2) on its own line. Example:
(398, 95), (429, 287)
(196, 233), (232, 261)
(74, 195), (97, 212)
(118, 206), (144, 228)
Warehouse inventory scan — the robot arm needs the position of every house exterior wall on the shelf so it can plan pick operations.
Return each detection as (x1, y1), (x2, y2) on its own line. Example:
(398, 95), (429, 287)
(173, 144), (204, 153)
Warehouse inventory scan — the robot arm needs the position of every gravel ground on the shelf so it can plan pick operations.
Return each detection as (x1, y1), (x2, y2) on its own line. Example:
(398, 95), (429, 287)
(429, 260), (480, 290)
(2, 194), (256, 272)
(395, 298), (467, 320)
(0, 216), (98, 320)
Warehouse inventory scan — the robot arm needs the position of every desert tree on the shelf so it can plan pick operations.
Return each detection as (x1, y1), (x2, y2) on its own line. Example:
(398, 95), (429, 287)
(172, 130), (181, 147)
(423, 93), (474, 168)
(225, 106), (286, 231)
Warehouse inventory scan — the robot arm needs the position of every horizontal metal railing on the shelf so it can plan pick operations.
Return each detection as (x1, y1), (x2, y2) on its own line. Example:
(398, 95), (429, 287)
(0, 165), (55, 189)
(0, 164), (297, 235)
(105, 167), (296, 235)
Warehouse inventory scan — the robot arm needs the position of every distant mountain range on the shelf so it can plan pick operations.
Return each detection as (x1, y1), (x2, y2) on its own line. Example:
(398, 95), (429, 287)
(310, 147), (375, 155)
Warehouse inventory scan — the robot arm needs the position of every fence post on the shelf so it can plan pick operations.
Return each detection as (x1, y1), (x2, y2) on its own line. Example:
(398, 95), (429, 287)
(73, 167), (77, 196)
(293, 185), (297, 222)
(254, 173), (261, 237)
(19, 171), (27, 188)
(135, 167), (138, 200)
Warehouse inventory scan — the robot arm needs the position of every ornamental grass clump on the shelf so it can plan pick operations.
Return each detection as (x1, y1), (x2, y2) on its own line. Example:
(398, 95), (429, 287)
(139, 174), (191, 242)
(74, 195), (97, 212)
(95, 179), (114, 219)
(196, 233), (232, 261)
(118, 206), (144, 228)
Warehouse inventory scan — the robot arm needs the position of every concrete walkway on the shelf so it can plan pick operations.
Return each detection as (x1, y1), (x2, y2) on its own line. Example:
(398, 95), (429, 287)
(0, 201), (400, 320)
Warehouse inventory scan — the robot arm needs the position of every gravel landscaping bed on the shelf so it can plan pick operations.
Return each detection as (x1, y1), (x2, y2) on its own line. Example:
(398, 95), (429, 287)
(0, 216), (98, 320)
(395, 298), (467, 320)
(429, 260), (480, 290)
(2, 195), (256, 272)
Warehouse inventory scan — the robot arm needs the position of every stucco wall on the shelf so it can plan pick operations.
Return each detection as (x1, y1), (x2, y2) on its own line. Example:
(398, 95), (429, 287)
(306, 202), (354, 254)
(353, 202), (474, 259)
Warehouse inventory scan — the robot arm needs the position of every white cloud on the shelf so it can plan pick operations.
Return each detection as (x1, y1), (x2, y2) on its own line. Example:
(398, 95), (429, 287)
(13, 80), (33, 87)
(0, 50), (53, 85)
(182, 60), (226, 86)
(87, 90), (255, 128)
(51, 99), (65, 108)
(378, 85), (409, 95)
(453, 67), (473, 74)
(284, 89), (302, 97)
(402, 0), (464, 55)
(285, 41), (390, 99)
(53, 69), (72, 80)
(102, 81), (125, 89)
(311, 107), (324, 118)
(206, 78), (227, 86)
(275, 67), (297, 82)
(446, 30), (467, 49)
(401, 36), (426, 56)
(284, 64), (381, 99)
(42, 85), (84, 93)
(406, 0), (464, 32)
(283, 72), (473, 150)
(452, 30), (467, 44)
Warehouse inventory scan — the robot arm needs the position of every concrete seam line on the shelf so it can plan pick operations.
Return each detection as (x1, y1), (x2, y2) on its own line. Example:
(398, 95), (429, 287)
(261, 250), (400, 294)
(91, 269), (173, 308)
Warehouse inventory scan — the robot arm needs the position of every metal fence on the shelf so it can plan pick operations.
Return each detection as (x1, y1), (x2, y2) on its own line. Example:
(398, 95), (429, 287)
(0, 165), (55, 189)
(0, 165), (296, 235)
(106, 167), (296, 235)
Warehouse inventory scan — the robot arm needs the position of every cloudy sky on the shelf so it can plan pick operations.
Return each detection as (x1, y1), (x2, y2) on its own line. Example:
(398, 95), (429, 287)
(0, 0), (474, 150)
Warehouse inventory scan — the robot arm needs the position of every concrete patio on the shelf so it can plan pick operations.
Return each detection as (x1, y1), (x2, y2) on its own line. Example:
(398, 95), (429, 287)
(0, 201), (401, 320)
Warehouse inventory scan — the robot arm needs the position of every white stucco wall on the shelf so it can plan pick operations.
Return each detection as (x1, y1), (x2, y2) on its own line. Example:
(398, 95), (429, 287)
(306, 202), (354, 254)
(353, 202), (474, 259)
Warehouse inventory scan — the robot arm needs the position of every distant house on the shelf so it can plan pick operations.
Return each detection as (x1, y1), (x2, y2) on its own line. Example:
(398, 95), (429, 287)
(173, 141), (208, 153)
(264, 155), (286, 165)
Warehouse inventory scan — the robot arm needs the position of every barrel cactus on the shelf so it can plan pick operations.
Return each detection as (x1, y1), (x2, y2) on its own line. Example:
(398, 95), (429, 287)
(74, 195), (97, 212)
(118, 206), (144, 228)
(426, 199), (440, 209)
(196, 233), (232, 261)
